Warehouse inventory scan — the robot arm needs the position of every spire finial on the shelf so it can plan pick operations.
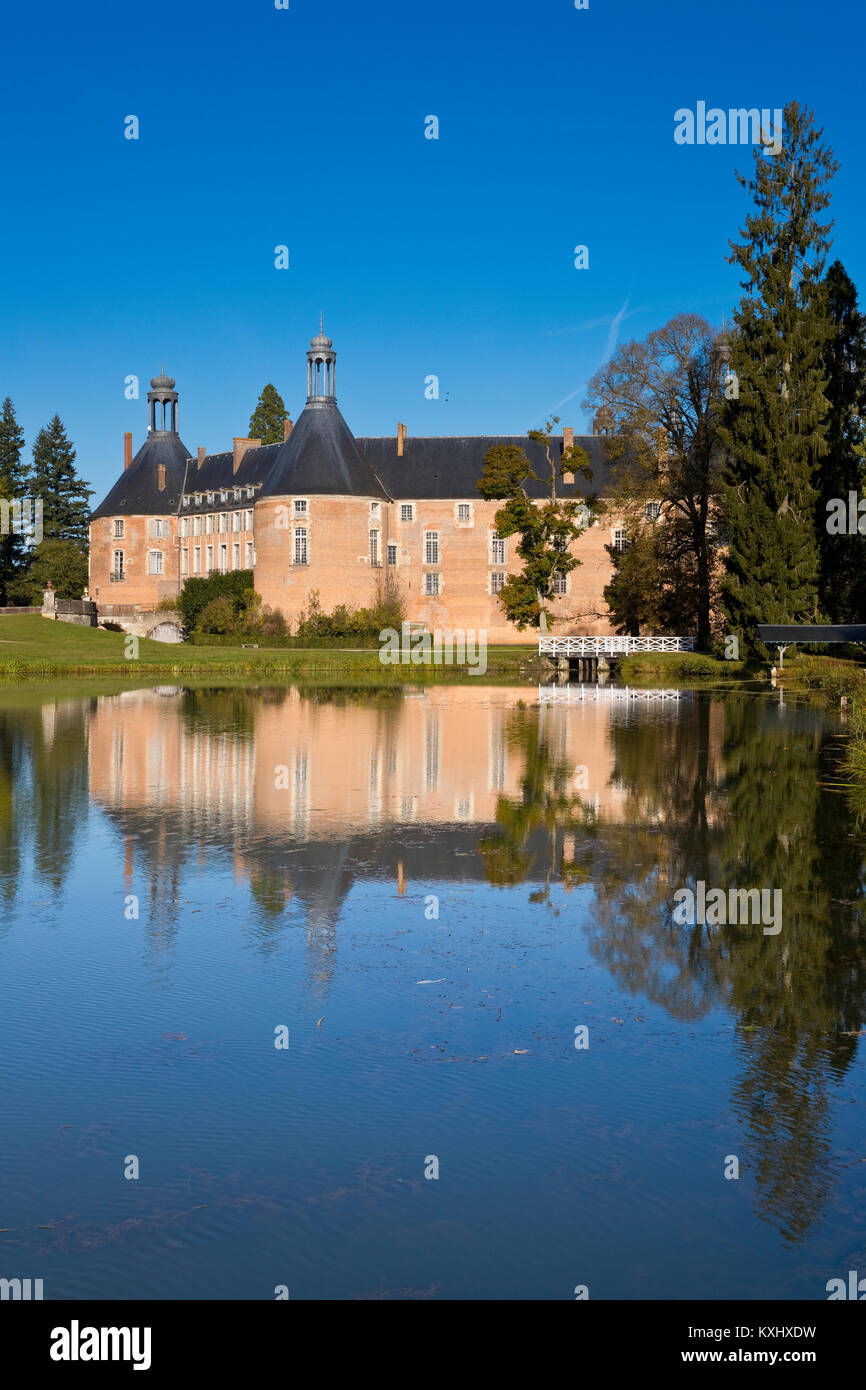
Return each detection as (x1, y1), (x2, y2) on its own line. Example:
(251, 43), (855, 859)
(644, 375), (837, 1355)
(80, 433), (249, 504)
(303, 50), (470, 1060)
(320, 312), (323, 334)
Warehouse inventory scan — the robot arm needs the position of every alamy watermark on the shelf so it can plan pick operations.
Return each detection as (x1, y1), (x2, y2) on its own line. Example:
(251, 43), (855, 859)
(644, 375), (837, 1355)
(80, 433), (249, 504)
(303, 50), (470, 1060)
(674, 104), (783, 155)
(826, 493), (866, 534)
(673, 881), (782, 935)
(0, 497), (43, 545)
(379, 622), (487, 675)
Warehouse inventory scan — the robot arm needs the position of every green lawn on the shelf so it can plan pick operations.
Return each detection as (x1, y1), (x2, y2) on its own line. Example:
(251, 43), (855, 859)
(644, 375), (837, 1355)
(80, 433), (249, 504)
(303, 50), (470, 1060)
(0, 615), (537, 682)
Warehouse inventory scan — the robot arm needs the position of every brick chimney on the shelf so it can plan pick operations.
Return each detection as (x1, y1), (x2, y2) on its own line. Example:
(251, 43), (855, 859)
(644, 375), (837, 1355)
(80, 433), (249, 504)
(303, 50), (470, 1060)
(197, 446), (206, 467)
(233, 437), (261, 475)
(157, 463), (166, 492)
(124, 433), (133, 471)
(562, 426), (574, 485)
(283, 416), (293, 441)
(397, 422), (407, 457)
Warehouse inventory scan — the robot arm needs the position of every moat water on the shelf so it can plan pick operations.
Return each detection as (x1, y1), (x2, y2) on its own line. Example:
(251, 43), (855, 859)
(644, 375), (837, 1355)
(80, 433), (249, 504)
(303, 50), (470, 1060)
(0, 680), (864, 1299)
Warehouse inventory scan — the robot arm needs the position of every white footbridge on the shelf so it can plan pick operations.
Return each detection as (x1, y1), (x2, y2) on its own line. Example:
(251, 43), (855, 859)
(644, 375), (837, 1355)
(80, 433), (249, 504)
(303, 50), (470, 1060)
(539, 635), (695, 657)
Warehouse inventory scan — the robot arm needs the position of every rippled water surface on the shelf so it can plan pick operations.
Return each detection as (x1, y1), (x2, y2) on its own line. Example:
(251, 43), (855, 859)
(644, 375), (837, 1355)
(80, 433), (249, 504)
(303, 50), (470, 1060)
(1, 680), (864, 1299)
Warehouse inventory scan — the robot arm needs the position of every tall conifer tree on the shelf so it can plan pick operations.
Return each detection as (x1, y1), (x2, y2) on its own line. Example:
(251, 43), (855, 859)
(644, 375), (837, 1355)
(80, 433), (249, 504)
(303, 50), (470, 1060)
(29, 415), (92, 546)
(720, 103), (838, 650)
(0, 398), (28, 603)
(248, 384), (288, 444)
(816, 261), (866, 621)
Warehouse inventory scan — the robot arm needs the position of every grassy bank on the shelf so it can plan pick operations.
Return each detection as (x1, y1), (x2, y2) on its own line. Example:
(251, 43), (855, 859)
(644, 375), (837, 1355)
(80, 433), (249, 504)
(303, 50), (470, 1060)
(616, 650), (755, 683)
(0, 615), (536, 682)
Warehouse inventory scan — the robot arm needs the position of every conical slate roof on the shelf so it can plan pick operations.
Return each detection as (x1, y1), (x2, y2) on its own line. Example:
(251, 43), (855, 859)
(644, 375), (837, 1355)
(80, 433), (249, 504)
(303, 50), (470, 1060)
(260, 400), (389, 500)
(91, 433), (192, 519)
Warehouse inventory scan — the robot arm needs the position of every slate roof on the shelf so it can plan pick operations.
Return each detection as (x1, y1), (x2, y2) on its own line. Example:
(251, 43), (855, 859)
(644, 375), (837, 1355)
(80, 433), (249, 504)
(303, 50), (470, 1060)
(91, 433), (193, 520)
(189, 444), (280, 495)
(757, 624), (866, 644)
(91, 423), (616, 520)
(356, 434), (612, 501)
(260, 401), (390, 500)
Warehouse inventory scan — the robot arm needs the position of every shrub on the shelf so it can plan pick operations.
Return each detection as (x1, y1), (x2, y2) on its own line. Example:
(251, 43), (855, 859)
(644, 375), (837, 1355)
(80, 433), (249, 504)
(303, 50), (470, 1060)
(260, 606), (288, 637)
(197, 595), (238, 634)
(156, 596), (179, 612)
(177, 570), (255, 632)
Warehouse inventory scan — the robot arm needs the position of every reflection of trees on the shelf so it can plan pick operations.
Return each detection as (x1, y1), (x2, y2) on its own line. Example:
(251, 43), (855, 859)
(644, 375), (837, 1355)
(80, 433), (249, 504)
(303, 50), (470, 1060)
(716, 699), (866, 1244)
(482, 690), (866, 1244)
(478, 705), (597, 898)
(0, 699), (91, 914)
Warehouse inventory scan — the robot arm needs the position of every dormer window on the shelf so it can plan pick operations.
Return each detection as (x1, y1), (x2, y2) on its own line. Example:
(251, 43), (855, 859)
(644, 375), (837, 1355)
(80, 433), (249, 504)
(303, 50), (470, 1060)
(220, 489), (228, 503)
(234, 488), (241, 501)
(182, 496), (191, 508)
(195, 493), (202, 506)
(246, 487), (255, 499)
(206, 491), (214, 504)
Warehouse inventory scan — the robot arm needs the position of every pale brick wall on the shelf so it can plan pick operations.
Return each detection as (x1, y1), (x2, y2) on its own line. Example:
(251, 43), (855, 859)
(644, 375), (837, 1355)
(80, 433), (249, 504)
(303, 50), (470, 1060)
(252, 493), (625, 640)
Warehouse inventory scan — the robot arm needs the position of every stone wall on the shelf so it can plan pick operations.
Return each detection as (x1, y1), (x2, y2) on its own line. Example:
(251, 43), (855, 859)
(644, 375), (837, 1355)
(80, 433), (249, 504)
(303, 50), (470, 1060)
(42, 591), (98, 627)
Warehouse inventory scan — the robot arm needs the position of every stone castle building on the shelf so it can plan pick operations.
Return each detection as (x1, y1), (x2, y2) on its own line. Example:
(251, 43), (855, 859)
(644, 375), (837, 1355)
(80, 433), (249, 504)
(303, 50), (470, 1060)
(89, 328), (625, 640)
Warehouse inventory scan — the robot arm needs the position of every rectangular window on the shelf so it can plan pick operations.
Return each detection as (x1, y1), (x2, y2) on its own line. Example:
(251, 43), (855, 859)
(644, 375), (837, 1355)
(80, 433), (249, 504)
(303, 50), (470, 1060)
(613, 528), (628, 553)
(245, 541), (254, 568)
(113, 519), (124, 538)
(490, 571), (506, 594)
(220, 490), (228, 503)
(369, 530), (379, 567)
(645, 502), (662, 521)
(148, 517), (167, 538)
(206, 514), (214, 534)
(387, 543), (398, 566)
(147, 551), (164, 575)
(491, 536), (506, 564)
(457, 503), (471, 522)
(181, 548), (188, 576)
(182, 496), (191, 508)
(205, 492), (213, 505)
(233, 542), (240, 570)
(193, 516), (202, 536)
(553, 571), (567, 595)
(425, 572), (440, 596)
(424, 531), (439, 564)
(246, 487), (255, 499)
(179, 517), (188, 539)
(232, 511), (241, 532)
(294, 528), (308, 565)
(400, 503), (413, 522)
(219, 544), (228, 572)
(193, 546), (201, 574)
(245, 509), (254, 531)
(233, 488), (241, 501)
(206, 544), (213, 572)
(219, 513), (227, 533)
(112, 550), (124, 578)
(294, 499), (307, 515)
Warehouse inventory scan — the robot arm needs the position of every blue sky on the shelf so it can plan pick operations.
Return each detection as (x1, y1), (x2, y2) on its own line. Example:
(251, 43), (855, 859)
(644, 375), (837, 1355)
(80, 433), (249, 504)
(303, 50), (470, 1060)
(1, 0), (863, 503)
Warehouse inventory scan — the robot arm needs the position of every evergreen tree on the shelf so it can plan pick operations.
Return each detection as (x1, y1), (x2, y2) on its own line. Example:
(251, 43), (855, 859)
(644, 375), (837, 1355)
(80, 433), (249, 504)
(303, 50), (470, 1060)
(28, 415), (92, 546)
(816, 261), (866, 620)
(720, 102), (839, 652)
(16, 538), (88, 603)
(0, 398), (28, 603)
(249, 384), (288, 444)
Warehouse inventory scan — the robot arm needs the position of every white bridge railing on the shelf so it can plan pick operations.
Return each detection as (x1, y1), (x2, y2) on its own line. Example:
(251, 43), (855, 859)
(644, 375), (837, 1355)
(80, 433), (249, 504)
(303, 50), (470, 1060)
(538, 684), (686, 704)
(539, 635), (695, 657)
